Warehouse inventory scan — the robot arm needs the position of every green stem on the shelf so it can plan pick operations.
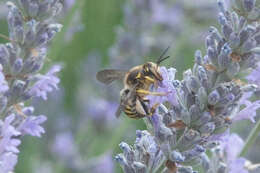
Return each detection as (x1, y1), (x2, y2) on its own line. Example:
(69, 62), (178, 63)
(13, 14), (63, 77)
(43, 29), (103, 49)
(239, 119), (260, 157)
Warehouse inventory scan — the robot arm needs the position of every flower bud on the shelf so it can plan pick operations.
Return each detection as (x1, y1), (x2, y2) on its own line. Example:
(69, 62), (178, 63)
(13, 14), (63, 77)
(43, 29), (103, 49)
(183, 145), (205, 161)
(11, 58), (23, 75)
(243, 0), (255, 12)
(194, 50), (202, 65)
(199, 122), (215, 136)
(200, 153), (210, 172)
(222, 24), (233, 40)
(0, 96), (7, 114)
(169, 151), (185, 162)
(239, 27), (251, 44)
(178, 166), (193, 173)
(0, 44), (10, 66)
(229, 32), (240, 48)
(208, 90), (220, 105)
(207, 47), (218, 65)
(227, 62), (240, 78)
(218, 13), (227, 25)
(28, 1), (39, 18)
(187, 76), (200, 93)
(133, 162), (146, 173)
(218, 43), (231, 69)
(189, 105), (201, 122)
(241, 38), (256, 53)
(194, 112), (211, 127)
(209, 26), (222, 41)
(197, 87), (208, 110)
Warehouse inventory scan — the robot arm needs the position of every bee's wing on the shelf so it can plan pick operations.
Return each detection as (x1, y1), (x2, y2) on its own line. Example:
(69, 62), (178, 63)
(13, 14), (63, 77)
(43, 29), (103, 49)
(96, 69), (127, 85)
(115, 97), (126, 118)
(115, 104), (123, 118)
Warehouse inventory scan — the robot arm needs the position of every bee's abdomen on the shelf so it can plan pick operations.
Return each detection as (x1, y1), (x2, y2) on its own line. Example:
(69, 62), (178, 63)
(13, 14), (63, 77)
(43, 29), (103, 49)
(124, 105), (145, 119)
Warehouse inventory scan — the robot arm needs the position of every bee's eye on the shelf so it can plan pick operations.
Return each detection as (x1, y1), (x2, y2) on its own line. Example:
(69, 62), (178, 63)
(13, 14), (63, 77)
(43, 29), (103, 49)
(124, 89), (129, 94)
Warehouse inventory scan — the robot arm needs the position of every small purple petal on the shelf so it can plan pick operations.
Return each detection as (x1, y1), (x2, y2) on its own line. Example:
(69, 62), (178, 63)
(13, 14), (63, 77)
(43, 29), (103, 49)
(229, 158), (248, 173)
(0, 64), (8, 93)
(220, 133), (244, 163)
(0, 114), (21, 154)
(92, 153), (114, 173)
(65, 0), (75, 9)
(151, 114), (160, 131)
(209, 128), (230, 142)
(18, 115), (47, 137)
(29, 65), (61, 100)
(0, 152), (18, 173)
(147, 66), (177, 106)
(233, 93), (260, 123)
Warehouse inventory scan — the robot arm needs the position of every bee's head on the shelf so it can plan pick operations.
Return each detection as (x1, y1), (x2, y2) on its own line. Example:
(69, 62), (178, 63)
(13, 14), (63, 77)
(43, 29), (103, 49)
(143, 62), (163, 81)
(143, 46), (170, 81)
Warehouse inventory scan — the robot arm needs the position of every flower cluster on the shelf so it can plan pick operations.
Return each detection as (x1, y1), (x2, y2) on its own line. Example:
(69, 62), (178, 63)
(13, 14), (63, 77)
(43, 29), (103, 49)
(115, 130), (165, 173)
(206, 133), (260, 173)
(116, 0), (260, 172)
(0, 0), (62, 171)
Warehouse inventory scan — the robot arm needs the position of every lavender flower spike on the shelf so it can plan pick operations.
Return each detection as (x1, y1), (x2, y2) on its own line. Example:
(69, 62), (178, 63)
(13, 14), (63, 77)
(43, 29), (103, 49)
(0, 0), (63, 171)
(116, 0), (260, 172)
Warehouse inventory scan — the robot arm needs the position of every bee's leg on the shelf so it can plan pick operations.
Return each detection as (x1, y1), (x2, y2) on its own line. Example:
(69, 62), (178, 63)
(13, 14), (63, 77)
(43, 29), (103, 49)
(142, 98), (150, 103)
(136, 89), (167, 96)
(148, 103), (160, 116)
(144, 76), (155, 83)
(136, 72), (142, 79)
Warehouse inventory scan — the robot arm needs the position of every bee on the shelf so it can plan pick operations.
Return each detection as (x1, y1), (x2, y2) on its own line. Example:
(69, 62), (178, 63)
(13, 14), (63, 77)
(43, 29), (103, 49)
(115, 86), (156, 119)
(96, 47), (170, 119)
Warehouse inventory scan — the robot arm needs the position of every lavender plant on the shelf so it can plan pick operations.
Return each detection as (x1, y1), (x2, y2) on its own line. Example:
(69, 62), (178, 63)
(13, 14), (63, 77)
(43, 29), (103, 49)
(0, 0), (62, 172)
(115, 0), (260, 172)
(206, 133), (260, 173)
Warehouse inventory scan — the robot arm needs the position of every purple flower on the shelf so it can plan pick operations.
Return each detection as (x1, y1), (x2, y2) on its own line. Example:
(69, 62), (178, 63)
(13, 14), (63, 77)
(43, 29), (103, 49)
(151, 113), (160, 130)
(29, 65), (61, 100)
(220, 133), (248, 173)
(0, 114), (21, 154)
(65, 0), (75, 9)
(0, 65), (8, 93)
(0, 152), (18, 173)
(52, 132), (77, 159)
(229, 158), (248, 173)
(18, 115), (47, 137)
(233, 92), (260, 123)
(86, 98), (118, 126)
(208, 128), (230, 142)
(151, 0), (183, 27)
(148, 67), (177, 106)
(247, 63), (260, 87)
(92, 153), (114, 173)
(0, 115), (21, 172)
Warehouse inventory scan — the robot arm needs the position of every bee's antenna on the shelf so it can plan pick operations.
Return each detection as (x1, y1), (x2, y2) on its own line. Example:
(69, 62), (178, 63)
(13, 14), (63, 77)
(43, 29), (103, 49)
(157, 46), (170, 64)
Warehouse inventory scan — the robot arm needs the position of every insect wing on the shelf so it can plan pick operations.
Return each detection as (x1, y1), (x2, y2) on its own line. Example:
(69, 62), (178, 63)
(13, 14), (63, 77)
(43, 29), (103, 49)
(115, 104), (123, 118)
(96, 69), (127, 85)
(115, 97), (127, 118)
